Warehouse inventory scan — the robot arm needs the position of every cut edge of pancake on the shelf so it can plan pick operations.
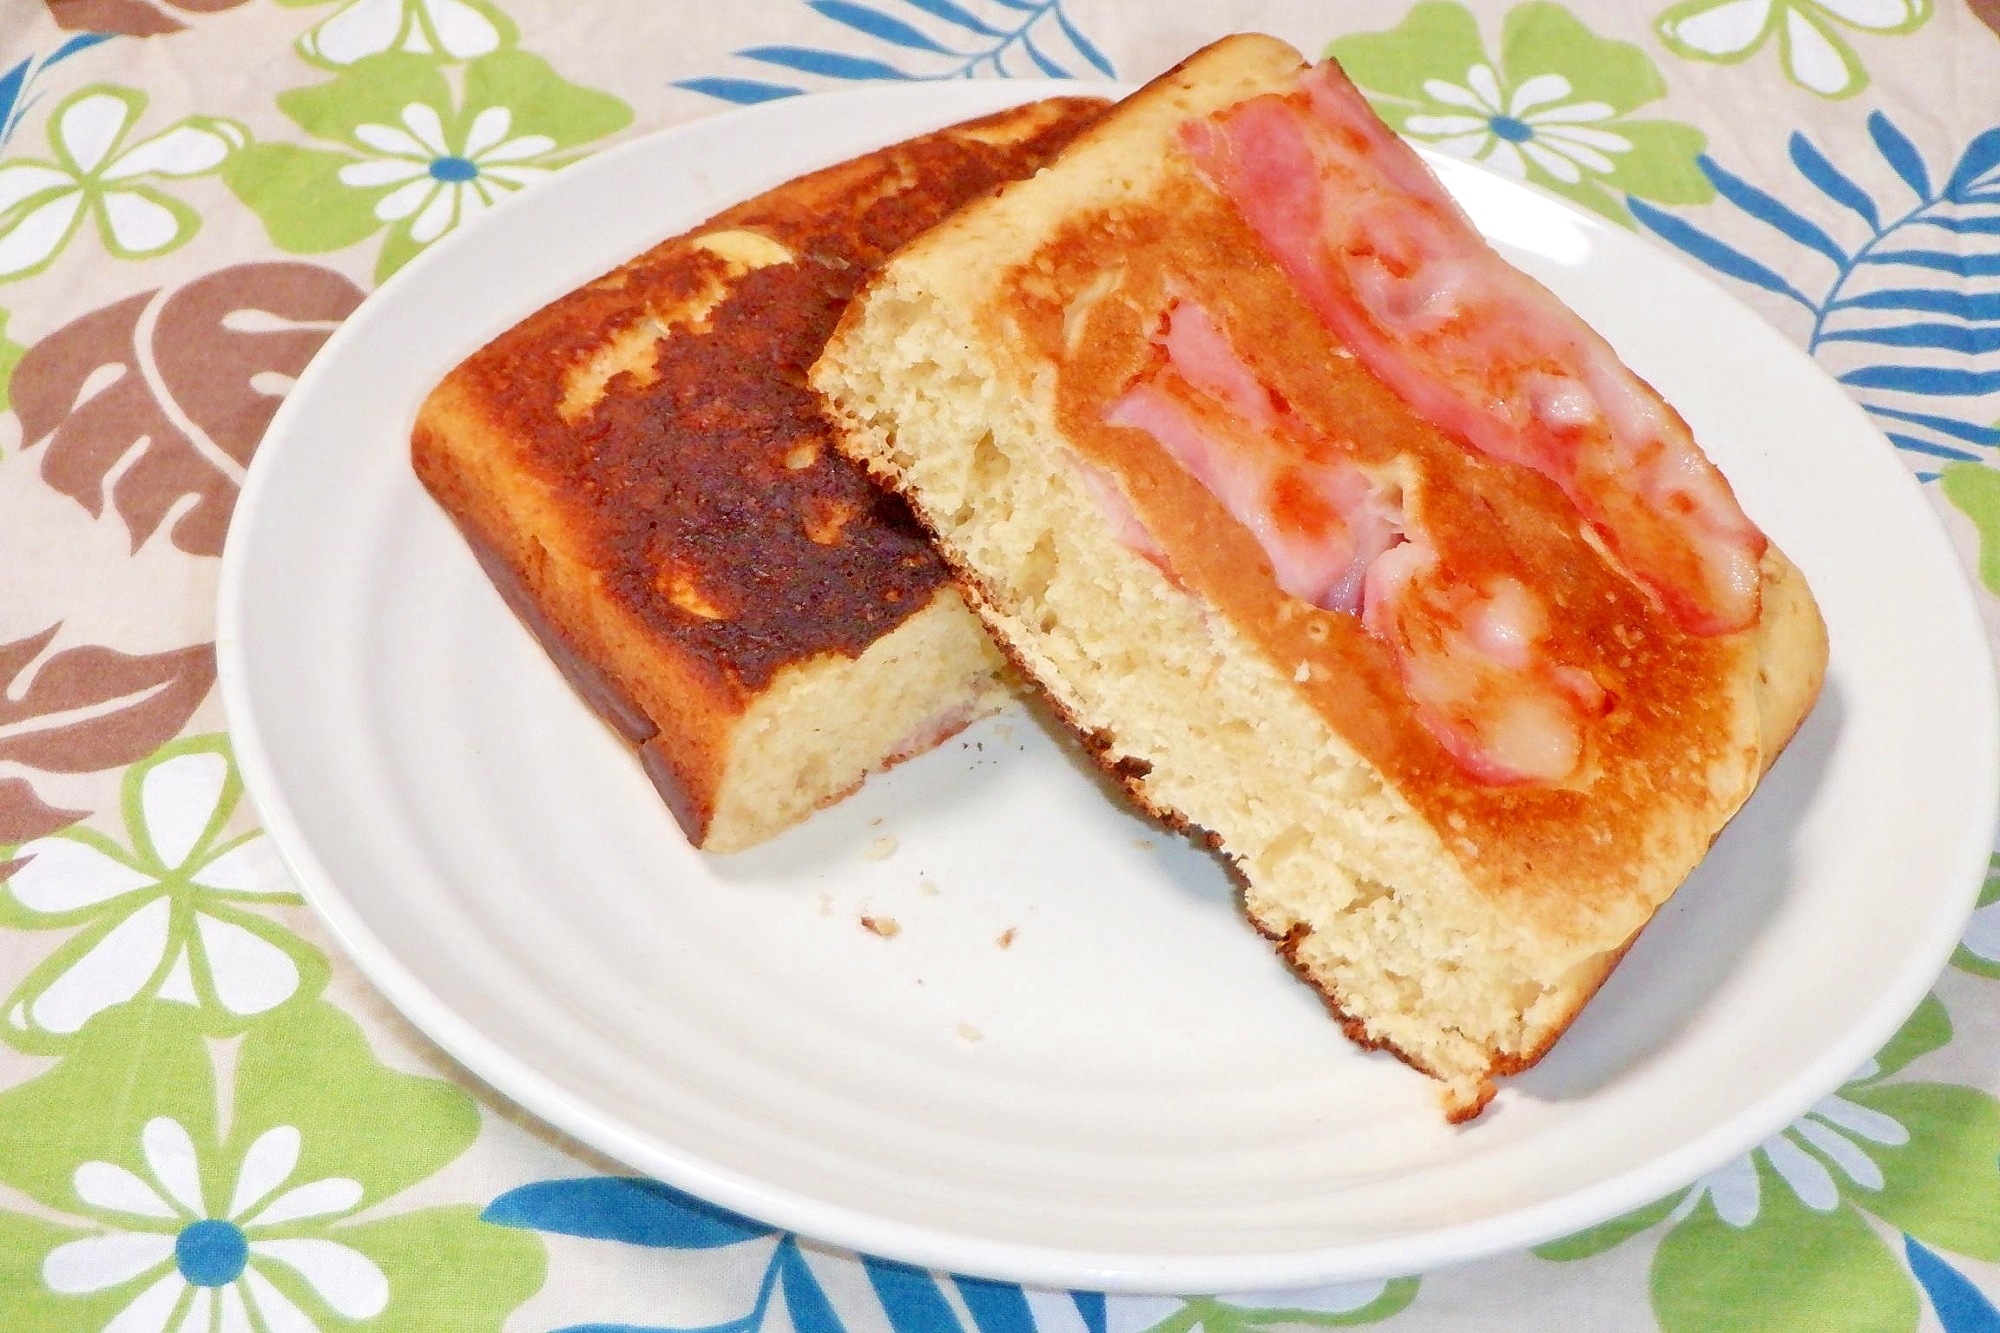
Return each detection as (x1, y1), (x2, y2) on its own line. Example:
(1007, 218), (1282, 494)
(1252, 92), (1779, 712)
(411, 98), (1108, 852)
(812, 34), (1828, 1115)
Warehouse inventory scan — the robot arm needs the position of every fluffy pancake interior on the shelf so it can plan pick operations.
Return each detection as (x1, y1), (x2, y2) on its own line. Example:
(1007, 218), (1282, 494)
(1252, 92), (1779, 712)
(818, 284), (1621, 1111)
(705, 588), (1010, 852)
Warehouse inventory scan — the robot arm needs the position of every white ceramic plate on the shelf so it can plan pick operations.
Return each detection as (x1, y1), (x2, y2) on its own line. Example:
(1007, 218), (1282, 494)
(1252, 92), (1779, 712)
(217, 81), (1999, 1293)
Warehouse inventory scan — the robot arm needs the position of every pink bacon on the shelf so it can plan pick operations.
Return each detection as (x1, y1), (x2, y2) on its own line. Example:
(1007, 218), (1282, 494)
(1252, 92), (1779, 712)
(1105, 297), (1597, 784)
(1106, 300), (1399, 613)
(1181, 62), (1766, 636)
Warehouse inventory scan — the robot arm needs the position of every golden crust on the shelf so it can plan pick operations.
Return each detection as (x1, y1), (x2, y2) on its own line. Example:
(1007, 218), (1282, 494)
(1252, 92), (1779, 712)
(814, 35), (1829, 1110)
(835, 34), (1823, 926)
(414, 96), (1105, 847)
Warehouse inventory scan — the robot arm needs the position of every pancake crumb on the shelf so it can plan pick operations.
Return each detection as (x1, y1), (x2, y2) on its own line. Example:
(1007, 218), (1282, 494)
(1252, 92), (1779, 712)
(864, 834), (899, 861)
(957, 1023), (984, 1042)
(860, 914), (901, 938)
(918, 877), (940, 896)
(997, 927), (1017, 949)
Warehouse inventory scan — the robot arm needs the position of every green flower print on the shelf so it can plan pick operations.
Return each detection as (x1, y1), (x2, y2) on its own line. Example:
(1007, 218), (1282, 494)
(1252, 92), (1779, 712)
(1536, 996), (2000, 1332)
(1126, 1281), (1422, 1331)
(278, 0), (520, 69)
(1654, 0), (1931, 100)
(1947, 851), (2000, 978)
(0, 308), (22, 416)
(1940, 467), (2000, 609)
(0, 736), (328, 1051)
(1328, 2), (1714, 227)
(0, 1000), (544, 1332)
(224, 50), (630, 282)
(0, 85), (245, 281)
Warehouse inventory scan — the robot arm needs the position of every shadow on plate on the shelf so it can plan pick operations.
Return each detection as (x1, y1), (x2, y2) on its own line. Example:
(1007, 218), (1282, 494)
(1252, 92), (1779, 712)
(1508, 677), (1847, 1103)
(1011, 686), (1245, 912)
(707, 685), (1243, 912)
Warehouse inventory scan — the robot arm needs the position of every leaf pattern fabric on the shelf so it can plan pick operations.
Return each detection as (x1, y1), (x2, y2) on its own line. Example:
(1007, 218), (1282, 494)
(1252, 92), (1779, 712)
(0, 738), (328, 1049)
(677, 0), (1114, 103)
(0, 629), (213, 774)
(0, 629), (213, 844)
(0, 2), (1997, 1332)
(0, 1001), (543, 1332)
(45, 0), (257, 40)
(1620, 111), (2000, 479)
(225, 50), (629, 280)
(1328, 2), (1715, 224)
(1652, 0), (1933, 98)
(0, 84), (244, 279)
(1534, 998), (2000, 1332)
(280, 0), (520, 69)
(12, 262), (363, 555)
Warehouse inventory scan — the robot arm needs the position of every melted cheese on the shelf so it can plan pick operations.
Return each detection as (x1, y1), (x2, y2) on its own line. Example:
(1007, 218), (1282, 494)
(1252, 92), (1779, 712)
(1364, 554), (1592, 785)
(1106, 299), (1397, 614)
(1183, 62), (1766, 636)
(1102, 297), (1596, 784)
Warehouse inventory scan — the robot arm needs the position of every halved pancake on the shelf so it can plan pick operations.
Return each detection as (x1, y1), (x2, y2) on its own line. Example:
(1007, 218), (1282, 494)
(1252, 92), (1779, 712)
(813, 38), (1826, 1115)
(414, 96), (1105, 851)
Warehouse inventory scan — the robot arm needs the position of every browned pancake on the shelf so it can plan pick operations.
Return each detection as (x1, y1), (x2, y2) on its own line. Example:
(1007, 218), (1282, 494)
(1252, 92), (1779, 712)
(1011, 189), (1777, 937)
(414, 96), (1106, 851)
(812, 37), (1826, 1115)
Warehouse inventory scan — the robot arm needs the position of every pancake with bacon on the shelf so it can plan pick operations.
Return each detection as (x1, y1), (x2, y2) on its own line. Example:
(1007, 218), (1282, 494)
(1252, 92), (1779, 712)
(812, 37), (1826, 1117)
(414, 96), (1105, 852)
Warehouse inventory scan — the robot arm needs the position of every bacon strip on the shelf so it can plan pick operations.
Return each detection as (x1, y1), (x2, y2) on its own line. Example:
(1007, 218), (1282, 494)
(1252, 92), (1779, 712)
(1107, 301), (1398, 613)
(1104, 297), (1595, 784)
(1181, 62), (1765, 636)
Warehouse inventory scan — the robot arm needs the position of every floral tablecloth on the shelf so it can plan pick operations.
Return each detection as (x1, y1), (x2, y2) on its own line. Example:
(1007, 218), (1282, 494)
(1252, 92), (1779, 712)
(2, 1), (1997, 1330)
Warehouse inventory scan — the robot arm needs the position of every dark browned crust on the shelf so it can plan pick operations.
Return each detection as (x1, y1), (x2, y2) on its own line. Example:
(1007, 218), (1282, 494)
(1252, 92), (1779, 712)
(440, 97), (1103, 690)
(553, 257), (952, 691)
(414, 96), (1106, 843)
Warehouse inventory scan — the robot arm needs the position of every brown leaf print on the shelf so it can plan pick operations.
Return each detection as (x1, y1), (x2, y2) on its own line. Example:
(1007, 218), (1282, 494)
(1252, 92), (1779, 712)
(157, 263), (365, 468)
(10, 292), (223, 555)
(0, 624), (215, 772)
(0, 779), (87, 846)
(46, 0), (252, 37)
(1975, 0), (2000, 37)
(12, 263), (364, 557)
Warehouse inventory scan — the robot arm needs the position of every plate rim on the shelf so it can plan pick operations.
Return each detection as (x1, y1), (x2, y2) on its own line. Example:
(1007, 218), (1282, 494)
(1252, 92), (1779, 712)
(216, 77), (2000, 1293)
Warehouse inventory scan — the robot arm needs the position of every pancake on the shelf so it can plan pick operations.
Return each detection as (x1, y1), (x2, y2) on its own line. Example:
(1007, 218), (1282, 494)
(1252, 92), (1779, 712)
(812, 37), (1826, 1115)
(413, 96), (1106, 851)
